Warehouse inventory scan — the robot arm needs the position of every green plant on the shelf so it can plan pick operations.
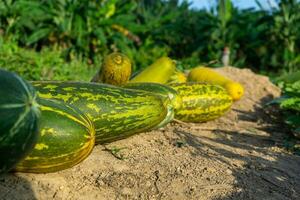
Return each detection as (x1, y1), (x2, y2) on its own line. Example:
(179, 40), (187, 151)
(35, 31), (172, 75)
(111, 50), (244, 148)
(270, 0), (300, 73)
(0, 0), (138, 61)
(271, 73), (300, 154)
(1, 0), (300, 76)
(105, 146), (127, 160)
(0, 38), (97, 81)
(276, 80), (300, 136)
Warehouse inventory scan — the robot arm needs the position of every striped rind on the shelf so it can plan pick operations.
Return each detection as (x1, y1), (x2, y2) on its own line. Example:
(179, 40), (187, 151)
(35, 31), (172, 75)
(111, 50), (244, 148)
(15, 98), (95, 173)
(32, 81), (167, 144)
(187, 66), (244, 101)
(0, 69), (40, 174)
(154, 105), (174, 129)
(123, 82), (182, 110)
(123, 82), (182, 128)
(170, 83), (233, 122)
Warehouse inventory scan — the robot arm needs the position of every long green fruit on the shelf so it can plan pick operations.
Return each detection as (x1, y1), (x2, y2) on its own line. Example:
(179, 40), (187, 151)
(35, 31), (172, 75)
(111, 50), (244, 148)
(170, 83), (233, 122)
(0, 69), (40, 174)
(32, 81), (168, 144)
(123, 82), (182, 110)
(15, 98), (95, 173)
(122, 82), (182, 128)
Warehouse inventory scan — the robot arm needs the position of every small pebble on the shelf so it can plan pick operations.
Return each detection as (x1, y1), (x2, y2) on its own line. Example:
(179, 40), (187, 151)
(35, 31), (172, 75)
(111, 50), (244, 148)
(226, 169), (232, 175)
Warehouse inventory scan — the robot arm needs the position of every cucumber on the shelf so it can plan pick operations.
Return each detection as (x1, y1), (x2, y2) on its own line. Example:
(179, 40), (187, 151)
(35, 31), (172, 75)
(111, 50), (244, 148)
(0, 69), (40, 174)
(187, 66), (244, 101)
(167, 69), (187, 84)
(123, 82), (183, 128)
(15, 98), (95, 173)
(32, 81), (168, 144)
(91, 52), (132, 85)
(123, 82), (182, 110)
(170, 83), (233, 122)
(130, 57), (176, 84)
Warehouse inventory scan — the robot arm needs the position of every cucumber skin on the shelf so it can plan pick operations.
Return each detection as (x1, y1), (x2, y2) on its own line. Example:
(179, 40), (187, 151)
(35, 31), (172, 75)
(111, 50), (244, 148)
(0, 69), (40, 174)
(170, 83), (233, 122)
(123, 82), (182, 128)
(15, 98), (95, 173)
(32, 81), (168, 144)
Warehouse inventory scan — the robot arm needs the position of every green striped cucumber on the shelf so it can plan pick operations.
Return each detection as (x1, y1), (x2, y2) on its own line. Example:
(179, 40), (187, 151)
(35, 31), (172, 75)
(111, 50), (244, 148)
(0, 69), (40, 174)
(123, 82), (182, 128)
(170, 83), (233, 122)
(32, 81), (168, 144)
(123, 82), (182, 110)
(15, 98), (95, 173)
(155, 105), (174, 128)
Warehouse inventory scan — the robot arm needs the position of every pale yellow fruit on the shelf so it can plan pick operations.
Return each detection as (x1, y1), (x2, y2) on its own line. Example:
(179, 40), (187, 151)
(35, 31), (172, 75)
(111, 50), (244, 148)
(224, 82), (244, 101)
(130, 57), (176, 84)
(167, 70), (187, 84)
(187, 66), (244, 101)
(91, 52), (132, 85)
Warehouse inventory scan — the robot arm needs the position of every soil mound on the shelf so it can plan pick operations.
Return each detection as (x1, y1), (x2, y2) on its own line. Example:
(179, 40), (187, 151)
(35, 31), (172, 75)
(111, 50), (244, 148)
(1, 67), (299, 200)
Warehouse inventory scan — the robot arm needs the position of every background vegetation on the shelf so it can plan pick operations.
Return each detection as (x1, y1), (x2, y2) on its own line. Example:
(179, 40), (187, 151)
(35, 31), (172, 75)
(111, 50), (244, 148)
(0, 0), (299, 80)
(273, 73), (300, 154)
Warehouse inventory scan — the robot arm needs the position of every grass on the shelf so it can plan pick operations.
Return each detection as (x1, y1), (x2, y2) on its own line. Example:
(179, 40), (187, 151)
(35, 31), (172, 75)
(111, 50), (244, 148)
(105, 146), (127, 160)
(0, 38), (98, 81)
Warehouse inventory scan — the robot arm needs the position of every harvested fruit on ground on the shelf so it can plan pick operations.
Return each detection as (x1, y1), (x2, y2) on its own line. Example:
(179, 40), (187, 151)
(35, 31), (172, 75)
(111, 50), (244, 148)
(188, 66), (244, 101)
(130, 57), (176, 84)
(170, 82), (233, 122)
(91, 52), (131, 85)
(0, 69), (40, 174)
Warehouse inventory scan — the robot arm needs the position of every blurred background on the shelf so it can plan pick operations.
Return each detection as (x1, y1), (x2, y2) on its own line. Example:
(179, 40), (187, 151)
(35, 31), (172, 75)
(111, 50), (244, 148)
(190, 0), (278, 10)
(0, 0), (299, 81)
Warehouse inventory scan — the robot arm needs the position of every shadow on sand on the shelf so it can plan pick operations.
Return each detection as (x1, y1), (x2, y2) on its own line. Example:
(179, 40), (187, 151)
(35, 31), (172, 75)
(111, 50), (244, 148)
(173, 95), (300, 200)
(0, 173), (37, 200)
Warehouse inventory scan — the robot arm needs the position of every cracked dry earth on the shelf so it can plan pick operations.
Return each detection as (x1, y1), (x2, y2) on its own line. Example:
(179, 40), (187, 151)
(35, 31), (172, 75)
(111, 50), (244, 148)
(1, 67), (300, 200)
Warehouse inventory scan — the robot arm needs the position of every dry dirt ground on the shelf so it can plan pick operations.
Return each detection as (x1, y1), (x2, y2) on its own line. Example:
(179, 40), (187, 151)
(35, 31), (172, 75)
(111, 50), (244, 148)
(1, 67), (300, 200)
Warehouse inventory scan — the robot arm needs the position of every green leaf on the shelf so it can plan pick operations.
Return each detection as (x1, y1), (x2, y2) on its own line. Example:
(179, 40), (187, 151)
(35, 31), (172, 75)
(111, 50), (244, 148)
(218, 0), (232, 27)
(285, 114), (300, 127)
(94, 28), (107, 45)
(26, 28), (52, 45)
(280, 97), (300, 111)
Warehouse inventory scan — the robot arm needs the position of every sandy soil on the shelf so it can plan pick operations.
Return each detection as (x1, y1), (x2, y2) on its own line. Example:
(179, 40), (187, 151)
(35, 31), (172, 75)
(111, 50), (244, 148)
(1, 67), (300, 200)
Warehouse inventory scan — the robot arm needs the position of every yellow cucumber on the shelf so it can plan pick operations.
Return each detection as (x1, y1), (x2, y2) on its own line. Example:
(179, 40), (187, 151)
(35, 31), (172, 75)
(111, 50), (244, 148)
(91, 52), (132, 85)
(187, 66), (244, 101)
(167, 69), (187, 84)
(130, 57), (176, 84)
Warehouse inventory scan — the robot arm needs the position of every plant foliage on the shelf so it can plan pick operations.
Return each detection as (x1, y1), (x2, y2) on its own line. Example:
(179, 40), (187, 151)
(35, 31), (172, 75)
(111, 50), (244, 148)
(0, 38), (96, 81)
(0, 0), (299, 74)
(273, 72), (300, 150)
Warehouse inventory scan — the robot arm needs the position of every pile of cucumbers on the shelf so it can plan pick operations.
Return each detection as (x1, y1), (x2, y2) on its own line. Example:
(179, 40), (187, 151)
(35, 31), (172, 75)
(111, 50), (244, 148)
(0, 52), (243, 174)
